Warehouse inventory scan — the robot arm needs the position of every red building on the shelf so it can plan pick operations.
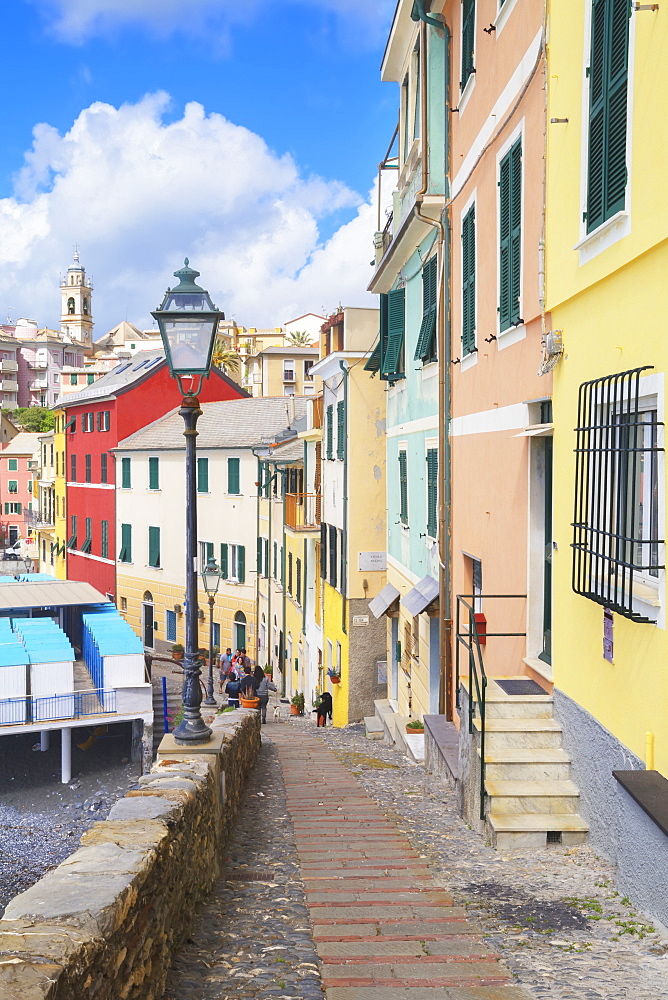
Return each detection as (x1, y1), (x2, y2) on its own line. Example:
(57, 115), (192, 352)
(59, 350), (246, 597)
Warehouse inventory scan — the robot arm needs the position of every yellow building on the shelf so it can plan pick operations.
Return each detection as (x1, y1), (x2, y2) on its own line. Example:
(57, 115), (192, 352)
(52, 410), (67, 579)
(547, 0), (668, 922)
(246, 346), (319, 398)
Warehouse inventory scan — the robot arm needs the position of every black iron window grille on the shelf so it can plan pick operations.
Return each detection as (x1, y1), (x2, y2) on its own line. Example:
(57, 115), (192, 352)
(572, 366), (664, 623)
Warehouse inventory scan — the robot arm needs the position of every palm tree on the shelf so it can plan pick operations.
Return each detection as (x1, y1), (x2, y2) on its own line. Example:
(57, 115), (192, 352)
(285, 330), (315, 347)
(212, 338), (241, 375)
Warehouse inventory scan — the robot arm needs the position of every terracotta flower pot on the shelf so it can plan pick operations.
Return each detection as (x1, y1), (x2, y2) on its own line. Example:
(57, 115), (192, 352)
(406, 725), (424, 734)
(330, 676), (340, 684)
(290, 703), (300, 715)
(240, 696), (260, 709)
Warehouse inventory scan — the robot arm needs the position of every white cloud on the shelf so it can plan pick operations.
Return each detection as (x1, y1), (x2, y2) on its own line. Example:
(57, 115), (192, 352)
(0, 94), (380, 333)
(34, 0), (394, 44)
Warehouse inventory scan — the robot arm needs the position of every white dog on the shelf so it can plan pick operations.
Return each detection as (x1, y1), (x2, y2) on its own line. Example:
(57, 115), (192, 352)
(272, 704), (282, 721)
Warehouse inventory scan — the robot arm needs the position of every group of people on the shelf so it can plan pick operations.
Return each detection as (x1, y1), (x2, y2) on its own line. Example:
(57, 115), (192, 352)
(219, 648), (277, 724)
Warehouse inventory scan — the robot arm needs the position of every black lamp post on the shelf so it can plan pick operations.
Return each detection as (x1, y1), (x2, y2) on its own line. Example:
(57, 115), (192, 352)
(201, 557), (221, 706)
(152, 259), (223, 745)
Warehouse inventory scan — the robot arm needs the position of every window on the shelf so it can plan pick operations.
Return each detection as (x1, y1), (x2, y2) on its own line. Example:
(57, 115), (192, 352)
(81, 518), (92, 553)
(399, 450), (408, 525)
(381, 288), (406, 382)
(461, 0), (476, 90)
(87, 374), (95, 385)
(264, 538), (269, 578)
(304, 360), (314, 381)
(213, 622), (221, 650)
(71, 455), (77, 482)
(499, 138), (522, 331)
(119, 523), (132, 563)
(148, 526), (161, 568)
(328, 524), (338, 589)
(98, 411), (110, 432)
(101, 453), (108, 484)
(586, 0), (629, 233)
(415, 256), (438, 364)
(166, 609), (177, 643)
(227, 457), (239, 494)
(198, 457), (210, 494)
(220, 543), (245, 583)
(257, 537), (265, 577)
(273, 541), (278, 579)
(572, 367), (663, 622)
(426, 449), (438, 538)
(288, 552), (293, 596)
(121, 457), (131, 489)
(8, 481), (17, 494)
(149, 457), (159, 491)
(85, 454), (91, 483)
(70, 375), (78, 385)
(320, 523), (328, 579)
(68, 515), (77, 549)
(101, 520), (108, 559)
(462, 205), (477, 355)
(67, 297), (75, 315)
(8, 459), (17, 471)
(336, 401), (345, 460)
(296, 557), (302, 605)
(4, 502), (21, 515)
(326, 405), (334, 460)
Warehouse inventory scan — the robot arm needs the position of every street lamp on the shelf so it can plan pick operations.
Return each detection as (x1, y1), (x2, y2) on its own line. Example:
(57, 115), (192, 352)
(201, 557), (221, 706)
(23, 555), (32, 575)
(152, 259), (223, 745)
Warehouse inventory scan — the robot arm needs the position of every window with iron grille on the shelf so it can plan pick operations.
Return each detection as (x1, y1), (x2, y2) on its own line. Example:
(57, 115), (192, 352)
(572, 366), (664, 622)
(166, 609), (177, 643)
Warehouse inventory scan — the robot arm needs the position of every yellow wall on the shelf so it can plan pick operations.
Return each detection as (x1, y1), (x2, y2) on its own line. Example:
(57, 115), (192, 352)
(53, 410), (67, 580)
(322, 580), (349, 727)
(547, 2), (668, 775)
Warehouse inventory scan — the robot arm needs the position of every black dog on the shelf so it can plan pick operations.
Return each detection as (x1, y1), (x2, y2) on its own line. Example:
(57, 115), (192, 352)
(314, 691), (333, 727)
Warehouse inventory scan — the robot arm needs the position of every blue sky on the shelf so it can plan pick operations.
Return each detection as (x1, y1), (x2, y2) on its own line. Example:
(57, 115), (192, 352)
(0, 0), (398, 333)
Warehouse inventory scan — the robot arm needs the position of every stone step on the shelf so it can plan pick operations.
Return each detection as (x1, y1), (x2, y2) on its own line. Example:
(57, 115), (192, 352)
(473, 716), (563, 749)
(364, 716), (385, 740)
(488, 811), (589, 850)
(485, 699), (554, 720)
(482, 747), (571, 781)
(374, 699), (409, 745)
(485, 779), (580, 814)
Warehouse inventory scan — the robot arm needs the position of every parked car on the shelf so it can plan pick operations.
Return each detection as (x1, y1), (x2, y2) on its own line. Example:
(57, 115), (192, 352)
(3, 542), (21, 561)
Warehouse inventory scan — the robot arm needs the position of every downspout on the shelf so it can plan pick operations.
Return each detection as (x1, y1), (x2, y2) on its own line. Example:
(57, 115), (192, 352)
(302, 440), (307, 638)
(266, 463), (274, 672)
(281, 468), (288, 695)
(339, 360), (349, 636)
(412, 9), (454, 720)
(255, 457), (261, 667)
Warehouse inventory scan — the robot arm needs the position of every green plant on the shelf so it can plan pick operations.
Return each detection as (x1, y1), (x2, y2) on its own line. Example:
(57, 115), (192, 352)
(291, 692), (305, 714)
(285, 329), (314, 347)
(171, 643), (184, 655)
(406, 718), (424, 730)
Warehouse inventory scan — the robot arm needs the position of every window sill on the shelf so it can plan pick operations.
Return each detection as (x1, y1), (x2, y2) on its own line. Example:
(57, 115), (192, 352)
(633, 580), (661, 608)
(575, 211), (630, 266)
(461, 351), (478, 372)
(458, 72), (476, 115)
(497, 323), (526, 351)
(421, 361), (438, 381)
(494, 0), (519, 37)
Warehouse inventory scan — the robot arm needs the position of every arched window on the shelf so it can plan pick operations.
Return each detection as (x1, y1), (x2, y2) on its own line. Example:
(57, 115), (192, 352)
(234, 610), (247, 650)
(143, 590), (154, 602)
(67, 297), (75, 315)
(234, 611), (246, 624)
(83, 298), (88, 315)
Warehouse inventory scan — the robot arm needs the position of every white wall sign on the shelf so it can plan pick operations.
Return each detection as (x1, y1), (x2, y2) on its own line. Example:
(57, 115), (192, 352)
(358, 551), (387, 572)
(352, 615), (369, 627)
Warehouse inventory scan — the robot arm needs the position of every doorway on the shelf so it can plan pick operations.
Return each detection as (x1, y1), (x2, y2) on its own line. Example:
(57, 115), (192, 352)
(142, 591), (154, 649)
(234, 611), (246, 651)
(539, 436), (553, 663)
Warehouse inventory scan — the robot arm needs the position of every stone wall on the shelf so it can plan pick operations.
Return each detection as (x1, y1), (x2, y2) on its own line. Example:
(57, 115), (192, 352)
(348, 597), (388, 723)
(0, 709), (261, 999)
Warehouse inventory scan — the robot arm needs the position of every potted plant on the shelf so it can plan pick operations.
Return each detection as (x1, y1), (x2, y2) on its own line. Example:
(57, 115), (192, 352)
(327, 669), (341, 685)
(197, 647), (209, 665)
(171, 643), (184, 662)
(406, 718), (425, 734)
(264, 665), (273, 677)
(290, 692), (305, 716)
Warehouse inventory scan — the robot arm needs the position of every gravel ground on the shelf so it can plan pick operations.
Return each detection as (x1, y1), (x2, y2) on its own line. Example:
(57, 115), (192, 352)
(283, 715), (668, 1000)
(0, 723), (138, 915)
(161, 733), (323, 1000)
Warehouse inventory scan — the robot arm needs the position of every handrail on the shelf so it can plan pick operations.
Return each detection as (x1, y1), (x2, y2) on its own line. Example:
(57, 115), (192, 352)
(455, 593), (526, 821)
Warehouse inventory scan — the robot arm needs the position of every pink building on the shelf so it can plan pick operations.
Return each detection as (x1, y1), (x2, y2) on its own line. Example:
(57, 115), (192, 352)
(0, 432), (41, 551)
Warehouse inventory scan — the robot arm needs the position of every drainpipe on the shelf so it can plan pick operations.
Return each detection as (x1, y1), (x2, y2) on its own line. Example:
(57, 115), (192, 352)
(281, 468), (288, 696)
(412, 10), (454, 720)
(339, 360), (349, 636)
(255, 457), (262, 667)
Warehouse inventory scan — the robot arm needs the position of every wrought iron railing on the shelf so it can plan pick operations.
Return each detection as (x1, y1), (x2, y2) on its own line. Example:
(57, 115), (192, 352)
(456, 594), (526, 821)
(0, 689), (117, 727)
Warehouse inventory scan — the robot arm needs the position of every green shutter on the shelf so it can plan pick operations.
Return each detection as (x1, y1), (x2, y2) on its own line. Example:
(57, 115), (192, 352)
(198, 457), (209, 494)
(499, 138), (521, 330)
(257, 536), (263, 576)
(426, 449), (438, 538)
(281, 545), (285, 587)
(8, 459), (17, 471)
(399, 450), (408, 525)
(586, 0), (629, 232)
(326, 405), (334, 460)
(461, 0), (475, 90)
(264, 539), (269, 579)
(238, 545), (245, 583)
(119, 523), (131, 563)
(382, 288), (406, 381)
(121, 457), (131, 489)
(414, 256), (437, 362)
(220, 543), (228, 579)
(101, 521), (108, 559)
(296, 557), (302, 604)
(364, 339), (382, 374)
(273, 540), (278, 578)
(227, 457), (239, 494)
(148, 526), (160, 567)
(336, 401), (345, 460)
(462, 205), (476, 355)
(149, 457), (159, 490)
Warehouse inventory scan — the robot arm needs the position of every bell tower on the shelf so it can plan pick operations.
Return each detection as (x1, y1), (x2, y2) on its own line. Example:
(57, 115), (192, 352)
(60, 247), (94, 350)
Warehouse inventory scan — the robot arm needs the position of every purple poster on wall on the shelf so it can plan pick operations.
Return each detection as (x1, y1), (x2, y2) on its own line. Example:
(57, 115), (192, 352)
(603, 608), (614, 663)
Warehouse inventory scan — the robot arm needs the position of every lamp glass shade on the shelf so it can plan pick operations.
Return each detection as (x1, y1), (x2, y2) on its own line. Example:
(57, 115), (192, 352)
(151, 259), (223, 376)
(202, 558), (221, 596)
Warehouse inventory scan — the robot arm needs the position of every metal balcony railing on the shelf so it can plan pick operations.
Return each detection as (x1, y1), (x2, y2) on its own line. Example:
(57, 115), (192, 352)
(283, 370), (296, 382)
(285, 493), (320, 530)
(0, 689), (117, 727)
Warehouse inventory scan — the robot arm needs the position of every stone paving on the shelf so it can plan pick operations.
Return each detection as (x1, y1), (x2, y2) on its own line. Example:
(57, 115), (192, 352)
(162, 717), (668, 1000)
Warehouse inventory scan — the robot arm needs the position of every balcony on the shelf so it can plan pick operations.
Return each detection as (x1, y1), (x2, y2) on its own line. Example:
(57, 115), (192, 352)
(283, 369), (296, 383)
(28, 359), (47, 369)
(29, 380), (48, 391)
(0, 360), (18, 374)
(285, 493), (320, 530)
(1, 380), (18, 393)
(311, 395), (323, 429)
